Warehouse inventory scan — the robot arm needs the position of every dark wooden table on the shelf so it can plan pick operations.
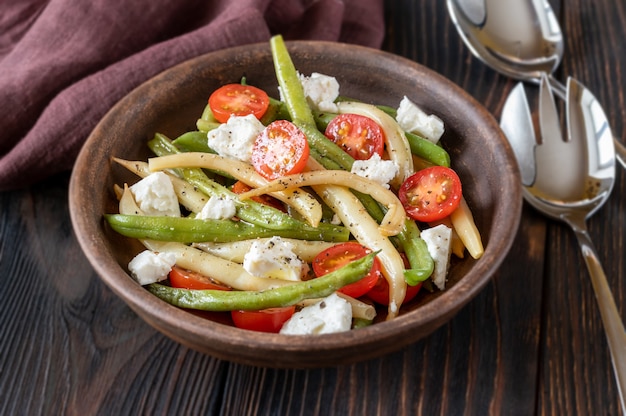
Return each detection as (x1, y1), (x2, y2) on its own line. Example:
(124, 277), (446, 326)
(1, 0), (624, 414)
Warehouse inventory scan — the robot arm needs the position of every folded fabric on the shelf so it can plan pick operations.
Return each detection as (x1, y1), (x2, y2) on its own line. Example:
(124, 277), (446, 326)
(0, 0), (384, 191)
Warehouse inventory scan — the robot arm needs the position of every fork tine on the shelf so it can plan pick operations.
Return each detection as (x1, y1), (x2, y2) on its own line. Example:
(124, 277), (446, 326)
(538, 72), (563, 145)
(534, 73), (587, 199)
(566, 76), (616, 175)
(500, 82), (537, 186)
(566, 76), (586, 146)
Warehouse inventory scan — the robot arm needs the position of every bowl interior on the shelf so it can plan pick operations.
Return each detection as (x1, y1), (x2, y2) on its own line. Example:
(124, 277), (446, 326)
(69, 41), (522, 368)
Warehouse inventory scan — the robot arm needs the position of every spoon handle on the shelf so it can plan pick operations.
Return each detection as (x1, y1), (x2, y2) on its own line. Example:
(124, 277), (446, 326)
(570, 220), (626, 412)
(548, 74), (626, 169)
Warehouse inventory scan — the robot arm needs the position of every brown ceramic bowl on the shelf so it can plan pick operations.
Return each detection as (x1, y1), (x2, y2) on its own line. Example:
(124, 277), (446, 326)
(69, 41), (522, 368)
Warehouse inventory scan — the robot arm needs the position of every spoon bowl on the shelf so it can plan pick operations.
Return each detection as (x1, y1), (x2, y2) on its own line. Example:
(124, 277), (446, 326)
(447, 0), (626, 166)
(447, 0), (563, 86)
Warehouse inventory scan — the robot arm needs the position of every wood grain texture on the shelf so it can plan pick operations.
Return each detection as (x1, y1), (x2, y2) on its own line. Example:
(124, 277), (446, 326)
(0, 175), (228, 415)
(0, 0), (624, 414)
(538, 1), (626, 415)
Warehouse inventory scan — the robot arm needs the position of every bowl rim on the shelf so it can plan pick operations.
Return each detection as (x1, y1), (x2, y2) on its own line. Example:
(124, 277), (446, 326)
(69, 40), (522, 367)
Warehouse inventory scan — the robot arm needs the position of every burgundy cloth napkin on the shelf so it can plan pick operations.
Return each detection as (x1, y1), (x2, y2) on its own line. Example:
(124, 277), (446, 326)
(0, 0), (384, 191)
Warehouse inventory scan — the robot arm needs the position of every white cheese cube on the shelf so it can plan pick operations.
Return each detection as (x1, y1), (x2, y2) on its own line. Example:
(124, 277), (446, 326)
(350, 153), (399, 189)
(421, 224), (452, 290)
(197, 195), (237, 220)
(207, 114), (265, 163)
(297, 72), (340, 113)
(396, 96), (444, 143)
(128, 250), (177, 285)
(129, 171), (181, 217)
(280, 293), (352, 335)
(243, 236), (307, 281)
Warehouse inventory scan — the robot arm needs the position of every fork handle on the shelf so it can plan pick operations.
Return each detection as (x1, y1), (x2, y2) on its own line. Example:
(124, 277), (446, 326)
(571, 223), (626, 413)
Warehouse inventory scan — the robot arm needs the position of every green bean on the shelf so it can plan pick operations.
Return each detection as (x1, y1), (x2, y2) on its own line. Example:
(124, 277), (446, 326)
(270, 35), (385, 217)
(312, 110), (336, 132)
(151, 134), (236, 189)
(352, 318), (374, 329)
(200, 103), (218, 123)
(301, 123), (355, 171)
(270, 36), (434, 285)
(270, 36), (314, 125)
(396, 219), (435, 285)
(196, 104), (220, 132)
(148, 134), (327, 232)
(309, 147), (343, 171)
(260, 97), (292, 125)
(147, 251), (377, 311)
(270, 35), (354, 172)
(173, 131), (215, 153)
(105, 214), (349, 243)
(405, 132), (450, 167)
(196, 119), (220, 133)
(193, 98), (289, 136)
(269, 34), (434, 284)
(270, 36), (388, 217)
(334, 95), (449, 167)
(353, 190), (386, 220)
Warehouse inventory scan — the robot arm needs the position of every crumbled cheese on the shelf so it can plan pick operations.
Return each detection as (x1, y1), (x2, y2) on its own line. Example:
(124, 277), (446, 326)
(389, 300), (398, 315)
(420, 224), (452, 290)
(243, 236), (307, 281)
(207, 114), (265, 162)
(330, 213), (343, 225)
(197, 195), (237, 220)
(280, 293), (352, 335)
(396, 96), (444, 143)
(128, 250), (176, 285)
(129, 172), (181, 217)
(350, 153), (399, 189)
(297, 72), (340, 113)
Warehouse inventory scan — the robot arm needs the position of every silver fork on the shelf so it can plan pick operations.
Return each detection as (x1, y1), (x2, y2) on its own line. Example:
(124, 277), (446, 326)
(501, 74), (626, 411)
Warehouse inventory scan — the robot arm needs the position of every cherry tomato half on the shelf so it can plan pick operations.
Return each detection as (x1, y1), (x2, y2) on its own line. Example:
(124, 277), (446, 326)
(366, 276), (422, 306)
(231, 306), (296, 333)
(251, 120), (310, 180)
(169, 266), (230, 291)
(398, 166), (462, 223)
(324, 113), (385, 160)
(231, 180), (285, 212)
(312, 242), (381, 299)
(208, 84), (270, 123)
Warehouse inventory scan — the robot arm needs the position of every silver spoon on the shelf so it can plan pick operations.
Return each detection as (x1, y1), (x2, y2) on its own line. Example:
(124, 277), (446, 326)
(447, 0), (626, 168)
(501, 75), (626, 412)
